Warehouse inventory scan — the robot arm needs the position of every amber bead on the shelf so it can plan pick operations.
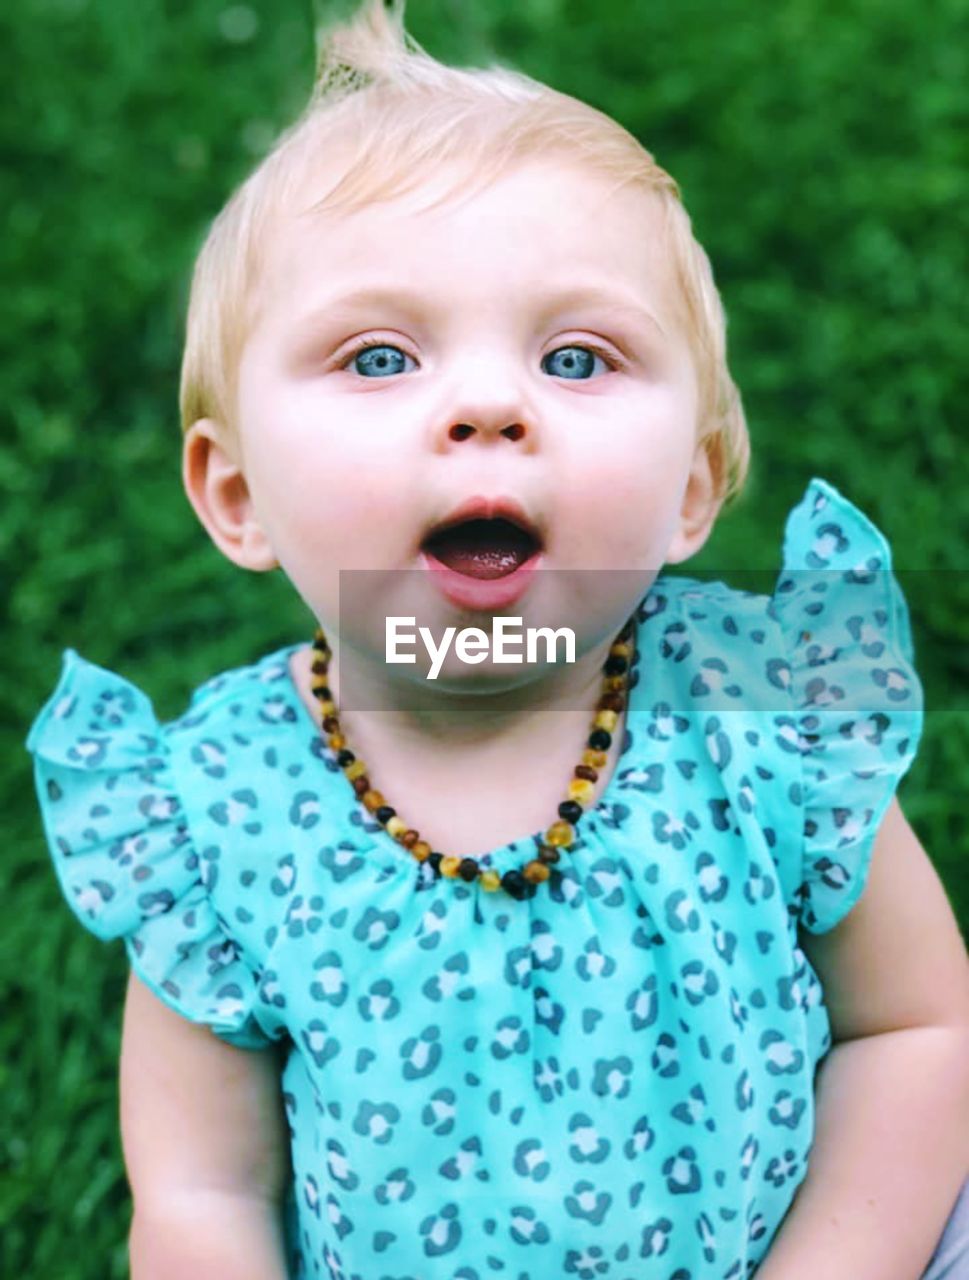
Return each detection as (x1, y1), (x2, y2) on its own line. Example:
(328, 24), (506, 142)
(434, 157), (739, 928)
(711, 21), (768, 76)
(480, 869), (502, 891)
(593, 710), (618, 733)
(568, 778), (596, 806)
(411, 840), (432, 862)
(597, 693), (625, 713)
(362, 789), (386, 812)
(609, 641), (633, 658)
(604, 676), (626, 693)
(346, 760), (367, 782)
(545, 819), (574, 847)
(537, 844), (561, 865)
(351, 775), (370, 796)
(401, 829), (420, 848)
(386, 816), (408, 839)
(329, 731), (347, 750)
(322, 715), (340, 734)
(574, 764), (598, 782)
(522, 859), (550, 884)
(557, 800), (582, 825)
(458, 857), (479, 882)
(582, 748), (608, 769)
(440, 856), (461, 878)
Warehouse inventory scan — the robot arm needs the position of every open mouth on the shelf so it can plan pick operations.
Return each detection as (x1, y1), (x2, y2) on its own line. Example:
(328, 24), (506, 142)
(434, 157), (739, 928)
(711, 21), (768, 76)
(421, 517), (542, 580)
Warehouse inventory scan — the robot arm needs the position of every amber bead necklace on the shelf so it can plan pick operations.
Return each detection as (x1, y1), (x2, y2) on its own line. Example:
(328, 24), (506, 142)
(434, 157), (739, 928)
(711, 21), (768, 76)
(309, 616), (637, 900)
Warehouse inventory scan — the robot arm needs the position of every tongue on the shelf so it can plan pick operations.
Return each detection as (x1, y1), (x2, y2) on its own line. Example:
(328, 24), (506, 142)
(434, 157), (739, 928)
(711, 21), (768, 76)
(424, 519), (537, 580)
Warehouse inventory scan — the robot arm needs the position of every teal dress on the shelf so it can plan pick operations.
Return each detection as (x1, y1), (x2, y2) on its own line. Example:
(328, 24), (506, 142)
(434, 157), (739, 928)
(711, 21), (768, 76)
(26, 478), (923, 1279)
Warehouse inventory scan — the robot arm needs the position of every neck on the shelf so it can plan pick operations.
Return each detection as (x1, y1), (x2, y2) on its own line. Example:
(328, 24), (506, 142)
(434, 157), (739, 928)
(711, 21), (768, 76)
(323, 624), (624, 751)
(289, 618), (635, 863)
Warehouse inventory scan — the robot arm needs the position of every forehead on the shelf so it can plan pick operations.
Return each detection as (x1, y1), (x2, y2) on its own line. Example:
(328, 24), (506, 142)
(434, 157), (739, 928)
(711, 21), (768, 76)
(247, 159), (681, 345)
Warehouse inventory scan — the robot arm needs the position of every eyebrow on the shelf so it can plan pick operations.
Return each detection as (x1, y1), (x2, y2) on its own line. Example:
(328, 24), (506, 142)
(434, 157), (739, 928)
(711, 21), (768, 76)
(538, 286), (668, 338)
(291, 284), (668, 340)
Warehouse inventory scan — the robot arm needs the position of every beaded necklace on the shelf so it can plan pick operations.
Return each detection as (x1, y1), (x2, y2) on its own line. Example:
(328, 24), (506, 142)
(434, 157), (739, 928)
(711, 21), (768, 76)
(309, 615), (636, 899)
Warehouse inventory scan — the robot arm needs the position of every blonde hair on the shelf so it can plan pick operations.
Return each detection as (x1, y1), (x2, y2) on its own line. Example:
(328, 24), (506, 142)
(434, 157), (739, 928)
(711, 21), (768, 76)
(179, 0), (749, 506)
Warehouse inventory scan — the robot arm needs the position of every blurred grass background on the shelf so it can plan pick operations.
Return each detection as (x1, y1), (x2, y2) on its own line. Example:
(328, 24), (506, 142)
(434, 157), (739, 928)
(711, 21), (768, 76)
(3, 0), (966, 1274)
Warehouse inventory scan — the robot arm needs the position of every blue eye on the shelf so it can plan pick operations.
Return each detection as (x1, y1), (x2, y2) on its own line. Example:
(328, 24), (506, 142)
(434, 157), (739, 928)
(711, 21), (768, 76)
(542, 346), (611, 379)
(348, 344), (415, 377)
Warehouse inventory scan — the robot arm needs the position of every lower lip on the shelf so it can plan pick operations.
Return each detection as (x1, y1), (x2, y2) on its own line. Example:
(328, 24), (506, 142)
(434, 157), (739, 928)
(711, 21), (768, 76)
(420, 549), (543, 610)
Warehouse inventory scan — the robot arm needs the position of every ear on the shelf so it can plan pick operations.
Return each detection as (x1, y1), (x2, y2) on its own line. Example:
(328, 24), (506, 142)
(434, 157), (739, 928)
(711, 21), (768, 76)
(182, 420), (278, 572)
(664, 439), (721, 566)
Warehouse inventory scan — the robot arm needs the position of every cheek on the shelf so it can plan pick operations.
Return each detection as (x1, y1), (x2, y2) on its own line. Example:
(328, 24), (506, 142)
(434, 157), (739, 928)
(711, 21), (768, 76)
(239, 385), (401, 540)
(553, 422), (695, 566)
(241, 435), (421, 621)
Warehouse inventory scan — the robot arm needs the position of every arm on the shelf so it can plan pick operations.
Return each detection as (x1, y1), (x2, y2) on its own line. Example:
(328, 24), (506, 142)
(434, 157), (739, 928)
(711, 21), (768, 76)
(756, 798), (969, 1280)
(120, 971), (292, 1280)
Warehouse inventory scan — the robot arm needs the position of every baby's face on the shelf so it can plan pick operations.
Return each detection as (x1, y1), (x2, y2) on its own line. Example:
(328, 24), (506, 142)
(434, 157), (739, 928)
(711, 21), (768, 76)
(210, 158), (715, 653)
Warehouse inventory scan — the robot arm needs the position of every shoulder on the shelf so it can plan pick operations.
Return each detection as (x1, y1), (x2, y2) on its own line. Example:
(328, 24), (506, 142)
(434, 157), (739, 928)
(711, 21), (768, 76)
(158, 647), (317, 829)
(637, 474), (921, 711)
(25, 643), (308, 806)
(634, 569), (789, 727)
(168, 644), (306, 738)
(616, 476), (924, 936)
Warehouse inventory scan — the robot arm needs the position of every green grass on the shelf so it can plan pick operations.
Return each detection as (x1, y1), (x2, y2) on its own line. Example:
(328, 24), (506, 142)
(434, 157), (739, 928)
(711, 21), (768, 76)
(3, 1), (966, 1275)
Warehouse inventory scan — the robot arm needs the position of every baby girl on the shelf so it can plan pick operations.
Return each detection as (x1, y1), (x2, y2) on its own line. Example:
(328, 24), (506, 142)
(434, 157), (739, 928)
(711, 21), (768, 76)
(27, 1), (968, 1276)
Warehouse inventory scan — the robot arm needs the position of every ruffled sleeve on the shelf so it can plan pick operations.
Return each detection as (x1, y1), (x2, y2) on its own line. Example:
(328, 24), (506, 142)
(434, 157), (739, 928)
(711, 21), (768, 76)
(26, 650), (280, 1049)
(770, 478), (924, 934)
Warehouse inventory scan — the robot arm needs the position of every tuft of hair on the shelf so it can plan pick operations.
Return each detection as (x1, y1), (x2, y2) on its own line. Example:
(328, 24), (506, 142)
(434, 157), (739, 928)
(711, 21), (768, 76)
(180, 0), (749, 507)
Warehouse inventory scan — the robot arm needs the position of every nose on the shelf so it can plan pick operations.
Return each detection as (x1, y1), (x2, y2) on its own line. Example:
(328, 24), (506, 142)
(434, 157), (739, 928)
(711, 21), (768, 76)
(433, 353), (538, 452)
(448, 420), (525, 443)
